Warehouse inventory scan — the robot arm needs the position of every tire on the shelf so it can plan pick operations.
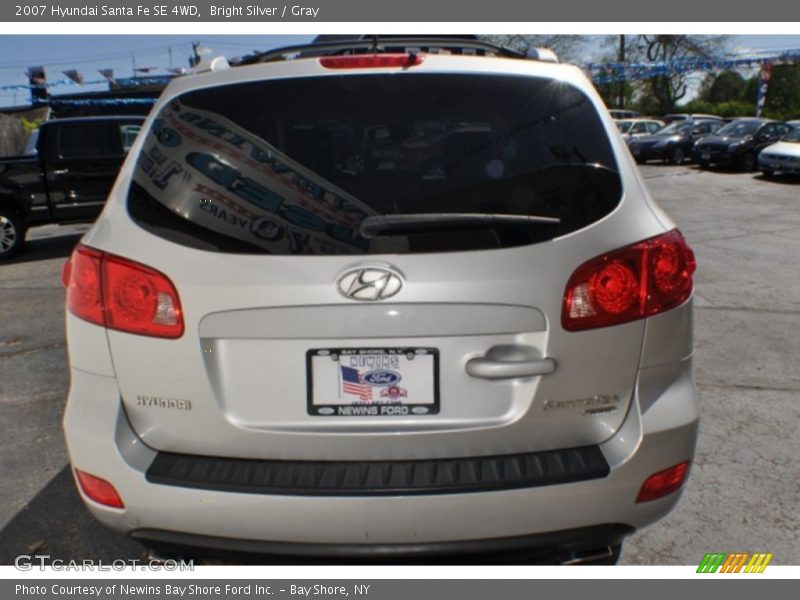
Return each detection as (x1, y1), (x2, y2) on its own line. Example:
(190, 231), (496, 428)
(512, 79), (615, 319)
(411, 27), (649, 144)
(668, 147), (685, 165)
(0, 210), (25, 260)
(739, 152), (756, 172)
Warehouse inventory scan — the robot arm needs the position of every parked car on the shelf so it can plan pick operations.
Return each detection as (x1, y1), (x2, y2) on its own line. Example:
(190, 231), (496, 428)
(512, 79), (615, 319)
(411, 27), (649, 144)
(628, 119), (723, 164)
(662, 113), (723, 124)
(61, 37), (699, 565)
(615, 118), (665, 144)
(0, 116), (144, 259)
(608, 109), (642, 120)
(758, 126), (800, 176)
(693, 118), (794, 171)
(786, 120), (800, 128)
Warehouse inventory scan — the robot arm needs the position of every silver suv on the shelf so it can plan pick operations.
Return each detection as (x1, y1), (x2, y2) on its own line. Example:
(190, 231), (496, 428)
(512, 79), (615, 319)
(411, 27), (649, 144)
(62, 38), (699, 564)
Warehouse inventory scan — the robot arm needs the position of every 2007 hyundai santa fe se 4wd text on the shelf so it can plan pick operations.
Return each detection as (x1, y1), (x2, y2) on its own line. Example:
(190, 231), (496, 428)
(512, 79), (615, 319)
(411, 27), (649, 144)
(61, 38), (699, 564)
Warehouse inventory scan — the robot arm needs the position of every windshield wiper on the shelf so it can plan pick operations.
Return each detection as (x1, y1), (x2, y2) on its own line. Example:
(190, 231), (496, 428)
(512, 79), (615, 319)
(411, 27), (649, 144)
(360, 213), (561, 238)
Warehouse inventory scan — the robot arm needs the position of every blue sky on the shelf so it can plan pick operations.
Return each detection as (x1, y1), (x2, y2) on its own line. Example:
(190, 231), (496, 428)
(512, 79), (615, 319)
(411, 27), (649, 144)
(0, 34), (798, 108)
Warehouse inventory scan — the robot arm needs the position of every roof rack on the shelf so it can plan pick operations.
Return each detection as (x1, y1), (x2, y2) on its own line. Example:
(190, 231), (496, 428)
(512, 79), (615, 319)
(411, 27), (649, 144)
(238, 37), (545, 65)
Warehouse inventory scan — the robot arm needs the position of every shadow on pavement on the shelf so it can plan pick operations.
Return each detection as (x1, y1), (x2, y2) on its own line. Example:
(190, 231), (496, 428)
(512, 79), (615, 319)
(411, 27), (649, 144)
(0, 466), (143, 565)
(752, 173), (800, 185)
(2, 234), (83, 267)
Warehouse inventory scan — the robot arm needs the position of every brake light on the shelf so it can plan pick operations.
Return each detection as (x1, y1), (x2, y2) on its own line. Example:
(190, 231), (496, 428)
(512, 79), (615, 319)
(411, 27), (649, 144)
(319, 53), (424, 69)
(64, 244), (183, 338)
(636, 461), (691, 503)
(63, 246), (104, 325)
(562, 229), (695, 331)
(60, 255), (73, 288)
(74, 469), (124, 509)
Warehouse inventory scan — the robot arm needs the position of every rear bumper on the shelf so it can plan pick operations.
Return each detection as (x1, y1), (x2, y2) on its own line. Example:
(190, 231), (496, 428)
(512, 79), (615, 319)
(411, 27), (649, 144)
(132, 523), (633, 562)
(63, 357), (698, 555)
(630, 145), (668, 162)
(694, 150), (740, 166)
(630, 144), (688, 162)
(758, 156), (800, 174)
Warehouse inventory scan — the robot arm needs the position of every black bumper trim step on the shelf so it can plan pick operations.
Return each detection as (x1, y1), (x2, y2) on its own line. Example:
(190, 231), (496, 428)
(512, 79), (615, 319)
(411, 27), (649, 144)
(145, 445), (609, 496)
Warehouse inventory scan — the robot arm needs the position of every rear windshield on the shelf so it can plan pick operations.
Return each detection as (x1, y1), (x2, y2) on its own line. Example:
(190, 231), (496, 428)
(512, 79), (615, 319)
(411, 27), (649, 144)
(659, 122), (693, 135)
(717, 121), (761, 138)
(128, 73), (621, 255)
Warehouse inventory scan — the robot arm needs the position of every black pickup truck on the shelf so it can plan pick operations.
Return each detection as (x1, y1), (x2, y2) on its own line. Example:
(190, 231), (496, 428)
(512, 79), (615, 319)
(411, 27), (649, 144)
(0, 116), (144, 259)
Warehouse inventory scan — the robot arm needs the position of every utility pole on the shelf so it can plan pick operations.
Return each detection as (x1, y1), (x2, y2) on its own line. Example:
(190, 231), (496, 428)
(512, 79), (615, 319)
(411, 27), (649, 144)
(618, 34), (626, 109)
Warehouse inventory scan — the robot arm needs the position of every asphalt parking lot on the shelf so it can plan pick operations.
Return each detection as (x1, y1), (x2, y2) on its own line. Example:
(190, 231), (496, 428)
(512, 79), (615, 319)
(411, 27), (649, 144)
(0, 165), (798, 565)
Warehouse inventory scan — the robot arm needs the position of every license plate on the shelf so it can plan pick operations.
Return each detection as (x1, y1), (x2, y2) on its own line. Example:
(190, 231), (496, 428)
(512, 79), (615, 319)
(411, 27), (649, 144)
(701, 153), (711, 160)
(307, 348), (439, 417)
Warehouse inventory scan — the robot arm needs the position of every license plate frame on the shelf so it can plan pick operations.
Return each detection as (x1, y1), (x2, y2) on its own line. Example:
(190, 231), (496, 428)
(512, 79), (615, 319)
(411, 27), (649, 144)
(306, 347), (440, 417)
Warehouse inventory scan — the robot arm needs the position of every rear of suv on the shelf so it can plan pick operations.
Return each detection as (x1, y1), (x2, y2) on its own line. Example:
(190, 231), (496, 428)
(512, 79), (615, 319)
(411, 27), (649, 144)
(62, 38), (699, 564)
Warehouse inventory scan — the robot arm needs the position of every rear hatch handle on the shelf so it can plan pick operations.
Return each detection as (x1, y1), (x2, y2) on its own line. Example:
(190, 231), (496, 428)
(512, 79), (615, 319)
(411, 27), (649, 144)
(466, 345), (557, 380)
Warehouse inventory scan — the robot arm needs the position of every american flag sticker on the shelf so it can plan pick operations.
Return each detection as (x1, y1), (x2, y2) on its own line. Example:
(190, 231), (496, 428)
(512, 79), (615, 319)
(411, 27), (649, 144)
(340, 365), (373, 402)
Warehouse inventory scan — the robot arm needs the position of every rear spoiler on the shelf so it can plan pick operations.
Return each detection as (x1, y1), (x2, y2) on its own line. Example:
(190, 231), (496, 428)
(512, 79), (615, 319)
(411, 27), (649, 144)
(236, 37), (558, 65)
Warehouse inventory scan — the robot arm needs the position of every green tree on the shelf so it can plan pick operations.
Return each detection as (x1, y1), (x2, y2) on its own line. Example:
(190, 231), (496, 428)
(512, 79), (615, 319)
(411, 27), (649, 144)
(632, 89), (665, 117)
(762, 64), (800, 120)
(743, 76), (759, 105)
(698, 71), (747, 104)
(595, 79), (636, 110)
(627, 35), (731, 114)
(680, 99), (755, 118)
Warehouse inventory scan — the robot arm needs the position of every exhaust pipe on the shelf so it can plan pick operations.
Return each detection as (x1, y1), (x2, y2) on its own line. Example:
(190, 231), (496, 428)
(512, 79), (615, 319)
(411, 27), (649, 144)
(561, 546), (616, 565)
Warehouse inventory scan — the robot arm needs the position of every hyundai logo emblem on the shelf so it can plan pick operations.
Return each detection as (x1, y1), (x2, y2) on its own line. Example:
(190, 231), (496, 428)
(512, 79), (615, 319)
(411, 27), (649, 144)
(337, 267), (403, 301)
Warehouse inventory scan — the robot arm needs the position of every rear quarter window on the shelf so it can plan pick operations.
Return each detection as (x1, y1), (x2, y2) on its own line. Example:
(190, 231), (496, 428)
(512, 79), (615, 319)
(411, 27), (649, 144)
(128, 72), (622, 255)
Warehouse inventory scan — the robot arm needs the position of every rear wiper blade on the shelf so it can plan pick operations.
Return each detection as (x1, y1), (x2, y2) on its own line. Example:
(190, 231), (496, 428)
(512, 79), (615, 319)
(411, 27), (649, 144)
(360, 213), (561, 238)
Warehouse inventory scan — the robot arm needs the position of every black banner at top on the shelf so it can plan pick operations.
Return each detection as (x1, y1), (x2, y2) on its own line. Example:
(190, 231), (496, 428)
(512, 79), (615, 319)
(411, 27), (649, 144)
(2, 0), (799, 22)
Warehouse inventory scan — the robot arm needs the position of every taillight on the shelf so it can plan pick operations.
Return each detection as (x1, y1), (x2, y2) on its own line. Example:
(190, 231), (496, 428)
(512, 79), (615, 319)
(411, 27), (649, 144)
(636, 461), (691, 503)
(562, 229), (696, 331)
(63, 246), (104, 325)
(74, 469), (124, 509)
(319, 53), (424, 69)
(64, 244), (183, 338)
(60, 255), (73, 288)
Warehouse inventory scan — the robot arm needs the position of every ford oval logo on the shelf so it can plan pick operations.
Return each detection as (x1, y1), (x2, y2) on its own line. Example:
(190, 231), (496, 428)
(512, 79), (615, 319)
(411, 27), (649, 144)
(337, 266), (403, 301)
(362, 370), (402, 386)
